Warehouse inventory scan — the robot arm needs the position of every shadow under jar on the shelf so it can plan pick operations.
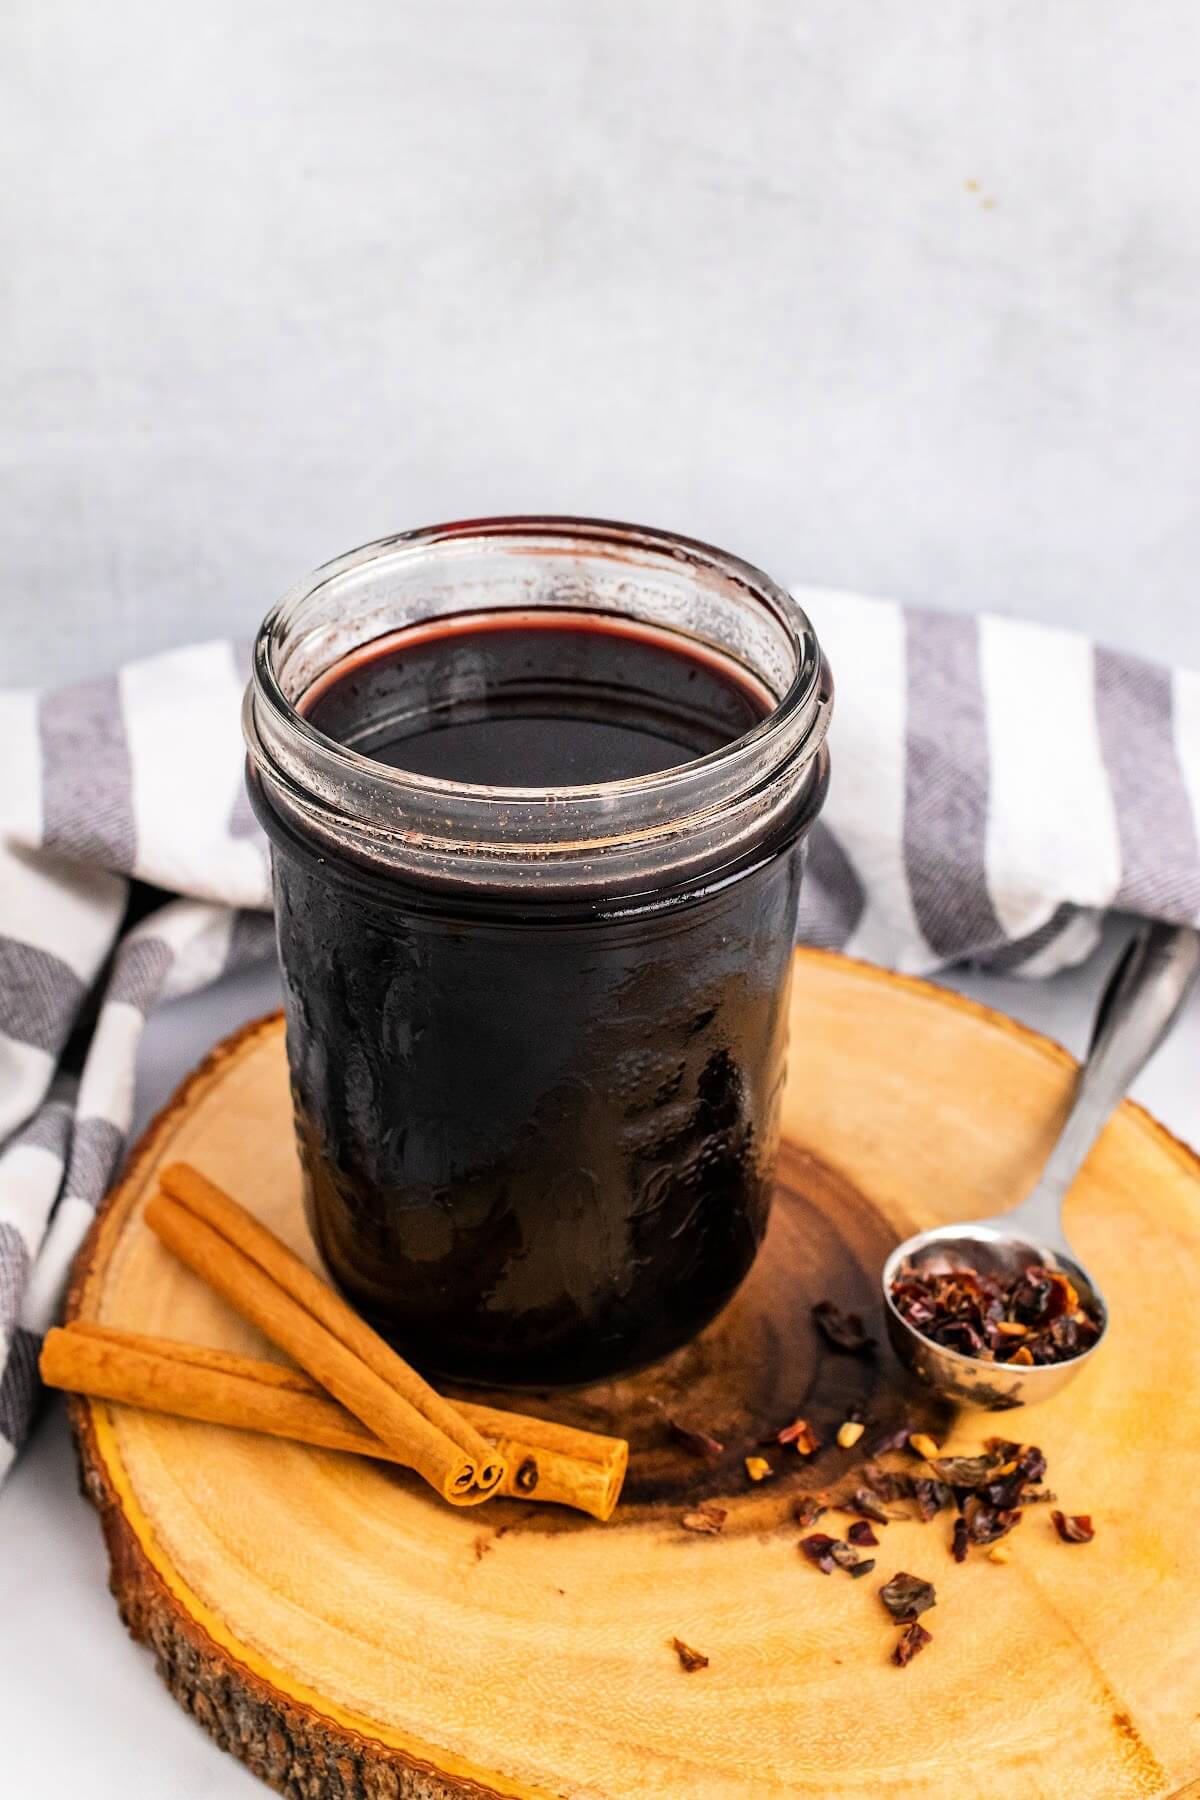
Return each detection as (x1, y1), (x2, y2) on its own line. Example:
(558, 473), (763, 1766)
(244, 518), (832, 1387)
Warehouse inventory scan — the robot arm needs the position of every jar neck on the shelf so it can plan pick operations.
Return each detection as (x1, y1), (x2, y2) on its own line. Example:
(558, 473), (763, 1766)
(243, 517), (832, 899)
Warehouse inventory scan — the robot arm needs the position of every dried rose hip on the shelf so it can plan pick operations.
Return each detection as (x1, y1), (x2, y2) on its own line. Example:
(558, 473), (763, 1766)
(911, 1478), (954, 1522)
(928, 1454), (995, 1489)
(892, 1622), (932, 1666)
(879, 1571), (936, 1623)
(799, 1533), (840, 1574)
(1052, 1510), (1095, 1544)
(775, 1417), (821, 1455)
(672, 1637), (709, 1672)
(680, 1504), (727, 1535)
(812, 1299), (876, 1355)
(793, 1496), (827, 1529)
(867, 1421), (917, 1457)
(888, 1260), (1101, 1367)
(862, 1463), (911, 1503)
(963, 1496), (1022, 1546)
(664, 1414), (725, 1461)
(847, 1486), (891, 1524)
(847, 1521), (879, 1548)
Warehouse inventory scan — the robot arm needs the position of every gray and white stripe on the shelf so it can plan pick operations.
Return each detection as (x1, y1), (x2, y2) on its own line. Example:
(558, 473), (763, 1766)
(792, 588), (1200, 973)
(903, 609), (1007, 964)
(0, 641), (274, 1477)
(3, 609), (1200, 1484)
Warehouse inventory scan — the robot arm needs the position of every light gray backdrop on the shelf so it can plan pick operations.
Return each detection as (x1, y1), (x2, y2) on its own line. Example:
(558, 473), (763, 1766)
(4, 0), (1199, 684)
(5, 12), (1200, 1795)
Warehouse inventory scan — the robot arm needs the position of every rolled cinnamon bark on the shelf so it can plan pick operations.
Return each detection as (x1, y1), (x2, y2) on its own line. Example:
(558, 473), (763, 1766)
(158, 1163), (503, 1491)
(42, 1323), (627, 1520)
(145, 1192), (495, 1505)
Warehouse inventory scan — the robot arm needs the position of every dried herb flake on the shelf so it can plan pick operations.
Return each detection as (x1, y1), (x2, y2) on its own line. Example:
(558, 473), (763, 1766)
(847, 1486), (891, 1524)
(892, 1622), (932, 1666)
(793, 1496), (827, 1529)
(812, 1299), (877, 1355)
(889, 1259), (1101, 1367)
(672, 1636), (709, 1672)
(928, 1454), (995, 1489)
(964, 1496), (1022, 1546)
(1051, 1510), (1095, 1544)
(680, 1503), (727, 1536)
(911, 1478), (954, 1522)
(799, 1533), (840, 1574)
(776, 1417), (821, 1456)
(862, 1463), (912, 1503)
(868, 1421), (917, 1457)
(664, 1414), (725, 1462)
(879, 1571), (937, 1623)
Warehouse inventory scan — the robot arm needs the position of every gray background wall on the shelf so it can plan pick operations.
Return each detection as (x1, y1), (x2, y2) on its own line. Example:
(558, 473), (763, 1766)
(4, 0), (1199, 686)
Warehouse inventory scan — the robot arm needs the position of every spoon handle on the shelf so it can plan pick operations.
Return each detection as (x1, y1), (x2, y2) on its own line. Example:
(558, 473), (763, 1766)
(1008, 922), (1200, 1248)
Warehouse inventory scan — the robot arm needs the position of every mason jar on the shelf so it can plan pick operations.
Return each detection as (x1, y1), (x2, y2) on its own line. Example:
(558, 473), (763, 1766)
(244, 517), (832, 1387)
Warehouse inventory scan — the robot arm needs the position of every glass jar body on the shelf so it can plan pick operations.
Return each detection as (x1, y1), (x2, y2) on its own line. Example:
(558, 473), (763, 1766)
(245, 518), (832, 1386)
(260, 799), (810, 1385)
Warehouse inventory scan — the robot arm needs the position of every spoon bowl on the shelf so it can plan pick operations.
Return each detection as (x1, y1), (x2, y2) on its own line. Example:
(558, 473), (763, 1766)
(882, 1223), (1107, 1410)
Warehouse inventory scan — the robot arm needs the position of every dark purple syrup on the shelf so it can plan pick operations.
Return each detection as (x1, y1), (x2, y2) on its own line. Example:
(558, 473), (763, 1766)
(257, 612), (806, 1386)
(301, 610), (770, 785)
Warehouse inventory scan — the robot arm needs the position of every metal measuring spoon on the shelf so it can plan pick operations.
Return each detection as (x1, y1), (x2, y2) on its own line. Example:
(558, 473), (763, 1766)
(882, 921), (1200, 1409)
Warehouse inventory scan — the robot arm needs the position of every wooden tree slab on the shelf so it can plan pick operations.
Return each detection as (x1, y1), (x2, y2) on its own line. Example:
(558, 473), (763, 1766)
(67, 949), (1200, 1799)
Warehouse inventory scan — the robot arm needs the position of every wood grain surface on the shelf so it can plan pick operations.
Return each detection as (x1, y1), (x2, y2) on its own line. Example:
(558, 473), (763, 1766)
(67, 949), (1200, 1799)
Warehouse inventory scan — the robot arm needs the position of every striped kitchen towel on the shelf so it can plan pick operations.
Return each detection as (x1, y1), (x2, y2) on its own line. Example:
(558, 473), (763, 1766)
(2, 597), (1200, 1481)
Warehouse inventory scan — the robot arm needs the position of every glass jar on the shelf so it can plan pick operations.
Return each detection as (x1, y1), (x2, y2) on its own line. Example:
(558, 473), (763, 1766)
(244, 517), (832, 1387)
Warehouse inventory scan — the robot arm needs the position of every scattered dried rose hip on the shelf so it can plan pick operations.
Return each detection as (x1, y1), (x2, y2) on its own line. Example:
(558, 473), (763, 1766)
(1052, 1510), (1096, 1544)
(928, 1454), (994, 1488)
(846, 1486), (891, 1524)
(893, 1622), (933, 1666)
(776, 1417), (821, 1455)
(680, 1504), (727, 1536)
(868, 1421), (917, 1457)
(663, 1414), (725, 1461)
(879, 1571), (937, 1623)
(812, 1299), (876, 1355)
(800, 1531), (878, 1581)
(911, 1478), (954, 1522)
(672, 1637), (709, 1672)
(862, 1463), (911, 1503)
(880, 1437), (1055, 1561)
(963, 1496), (1022, 1546)
(793, 1496), (827, 1529)
(888, 1259), (1102, 1366)
(784, 1436), (1094, 1673)
(799, 1533), (840, 1574)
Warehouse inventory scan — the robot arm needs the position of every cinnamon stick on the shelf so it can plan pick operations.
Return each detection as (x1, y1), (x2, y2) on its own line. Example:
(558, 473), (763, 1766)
(159, 1163), (502, 1488)
(43, 1323), (627, 1521)
(144, 1189), (498, 1505)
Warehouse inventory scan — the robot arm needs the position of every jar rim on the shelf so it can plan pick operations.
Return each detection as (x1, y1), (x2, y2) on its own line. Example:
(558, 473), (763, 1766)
(244, 516), (832, 887)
